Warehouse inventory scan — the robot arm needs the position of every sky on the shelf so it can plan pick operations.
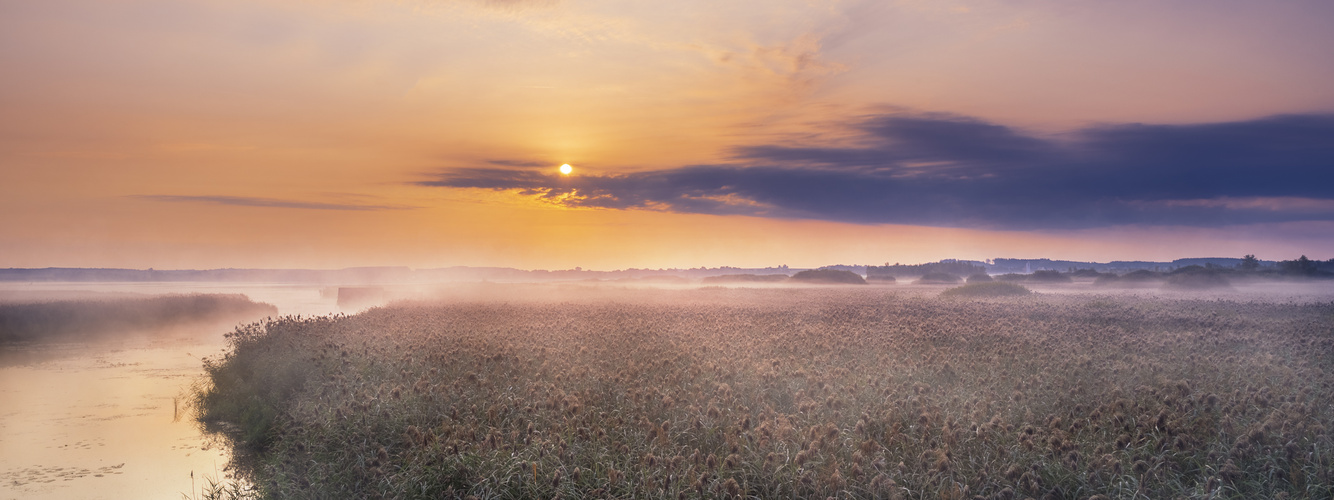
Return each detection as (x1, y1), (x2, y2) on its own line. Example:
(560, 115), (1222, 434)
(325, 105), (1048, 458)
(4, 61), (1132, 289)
(2, 0), (1333, 270)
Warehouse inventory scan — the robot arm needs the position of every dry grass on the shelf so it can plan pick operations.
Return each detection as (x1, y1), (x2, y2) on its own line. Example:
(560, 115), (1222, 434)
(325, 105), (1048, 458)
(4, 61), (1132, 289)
(195, 287), (1334, 499)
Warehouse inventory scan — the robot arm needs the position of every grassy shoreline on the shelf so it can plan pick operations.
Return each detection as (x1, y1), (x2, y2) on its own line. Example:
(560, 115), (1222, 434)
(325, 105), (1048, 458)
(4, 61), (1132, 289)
(195, 289), (1334, 499)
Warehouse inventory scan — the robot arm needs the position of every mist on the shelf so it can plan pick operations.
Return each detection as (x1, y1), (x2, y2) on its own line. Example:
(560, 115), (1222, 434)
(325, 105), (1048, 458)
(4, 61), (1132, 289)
(6, 0), (1334, 496)
(0, 294), (276, 343)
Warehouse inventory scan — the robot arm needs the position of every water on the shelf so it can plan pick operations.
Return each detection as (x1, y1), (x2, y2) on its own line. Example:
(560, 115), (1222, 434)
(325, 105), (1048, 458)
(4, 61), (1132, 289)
(0, 283), (361, 500)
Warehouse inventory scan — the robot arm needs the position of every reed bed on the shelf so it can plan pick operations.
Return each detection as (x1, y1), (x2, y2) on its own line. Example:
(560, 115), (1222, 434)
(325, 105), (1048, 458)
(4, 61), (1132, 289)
(195, 288), (1334, 499)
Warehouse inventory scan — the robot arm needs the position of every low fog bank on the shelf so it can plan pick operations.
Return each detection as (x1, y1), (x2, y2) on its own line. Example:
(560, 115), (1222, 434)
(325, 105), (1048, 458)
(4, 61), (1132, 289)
(0, 289), (150, 303)
(998, 277), (1334, 304)
(0, 294), (278, 344)
(368, 276), (1334, 314)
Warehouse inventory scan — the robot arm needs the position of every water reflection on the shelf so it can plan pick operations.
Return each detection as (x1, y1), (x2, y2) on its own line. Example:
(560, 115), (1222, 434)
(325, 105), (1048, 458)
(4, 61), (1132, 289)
(0, 283), (355, 499)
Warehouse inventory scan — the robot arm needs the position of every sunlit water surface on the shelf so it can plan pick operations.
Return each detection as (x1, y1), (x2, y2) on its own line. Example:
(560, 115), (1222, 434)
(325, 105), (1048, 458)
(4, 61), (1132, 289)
(0, 283), (361, 500)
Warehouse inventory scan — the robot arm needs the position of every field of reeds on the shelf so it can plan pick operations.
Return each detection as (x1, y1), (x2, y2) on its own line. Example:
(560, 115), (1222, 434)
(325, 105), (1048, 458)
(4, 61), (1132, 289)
(195, 287), (1334, 499)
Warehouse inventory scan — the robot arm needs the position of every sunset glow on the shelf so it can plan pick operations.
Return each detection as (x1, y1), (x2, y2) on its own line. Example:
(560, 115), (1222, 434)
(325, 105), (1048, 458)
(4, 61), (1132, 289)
(1, 0), (1332, 270)
(4, 4), (1334, 497)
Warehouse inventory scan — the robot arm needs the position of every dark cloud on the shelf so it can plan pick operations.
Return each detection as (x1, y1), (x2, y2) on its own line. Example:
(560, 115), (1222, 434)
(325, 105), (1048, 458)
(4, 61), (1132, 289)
(134, 195), (415, 211)
(417, 113), (1334, 229)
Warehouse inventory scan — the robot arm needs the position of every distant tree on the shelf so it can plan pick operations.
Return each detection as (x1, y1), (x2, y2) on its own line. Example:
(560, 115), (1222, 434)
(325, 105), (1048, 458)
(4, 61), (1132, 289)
(1239, 254), (1260, 271)
(1279, 255), (1318, 276)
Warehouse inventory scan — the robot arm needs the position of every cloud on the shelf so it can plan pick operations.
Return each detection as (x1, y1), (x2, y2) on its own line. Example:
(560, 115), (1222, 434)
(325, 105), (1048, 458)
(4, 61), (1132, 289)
(417, 112), (1334, 229)
(701, 34), (847, 94)
(133, 195), (416, 211)
(485, 158), (553, 168)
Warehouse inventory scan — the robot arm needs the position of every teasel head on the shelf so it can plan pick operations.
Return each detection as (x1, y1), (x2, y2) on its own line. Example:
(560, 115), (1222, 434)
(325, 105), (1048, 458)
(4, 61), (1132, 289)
(723, 477), (740, 497)
(870, 472), (894, 494)
(827, 467), (846, 490)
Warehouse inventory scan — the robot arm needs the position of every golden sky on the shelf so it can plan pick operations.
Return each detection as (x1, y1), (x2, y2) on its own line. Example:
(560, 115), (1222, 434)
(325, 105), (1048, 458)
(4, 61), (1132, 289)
(3, 0), (1333, 270)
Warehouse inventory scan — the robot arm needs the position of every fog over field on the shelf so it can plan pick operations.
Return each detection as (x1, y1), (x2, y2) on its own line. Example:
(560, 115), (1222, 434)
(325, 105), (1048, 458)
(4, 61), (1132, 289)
(5, 0), (1334, 498)
(181, 282), (1334, 499)
(1, 267), (1333, 499)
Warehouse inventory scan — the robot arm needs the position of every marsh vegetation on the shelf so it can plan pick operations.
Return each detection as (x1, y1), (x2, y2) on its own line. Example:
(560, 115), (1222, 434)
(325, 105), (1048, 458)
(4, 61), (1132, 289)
(195, 287), (1333, 499)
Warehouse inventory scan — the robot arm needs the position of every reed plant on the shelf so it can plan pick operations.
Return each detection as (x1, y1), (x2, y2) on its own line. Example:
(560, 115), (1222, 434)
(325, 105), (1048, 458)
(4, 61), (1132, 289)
(194, 288), (1334, 499)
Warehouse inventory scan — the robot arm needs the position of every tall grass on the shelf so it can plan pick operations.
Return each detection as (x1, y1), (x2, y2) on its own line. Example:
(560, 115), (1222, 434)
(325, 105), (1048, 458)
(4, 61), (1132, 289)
(195, 289), (1334, 499)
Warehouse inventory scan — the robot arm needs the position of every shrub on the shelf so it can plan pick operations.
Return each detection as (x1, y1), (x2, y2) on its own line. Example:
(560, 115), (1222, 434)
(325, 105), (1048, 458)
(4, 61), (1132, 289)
(791, 269), (866, 284)
(1121, 269), (1163, 281)
(915, 272), (961, 284)
(1069, 269), (1103, 278)
(965, 273), (993, 283)
(994, 273), (1028, 282)
(1026, 270), (1073, 283)
(941, 282), (1031, 297)
(1096, 270), (1164, 287)
(1164, 270), (1232, 290)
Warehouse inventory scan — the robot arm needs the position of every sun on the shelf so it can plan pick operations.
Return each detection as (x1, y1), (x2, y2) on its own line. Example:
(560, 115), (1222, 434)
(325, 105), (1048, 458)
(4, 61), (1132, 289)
(559, 164), (573, 175)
